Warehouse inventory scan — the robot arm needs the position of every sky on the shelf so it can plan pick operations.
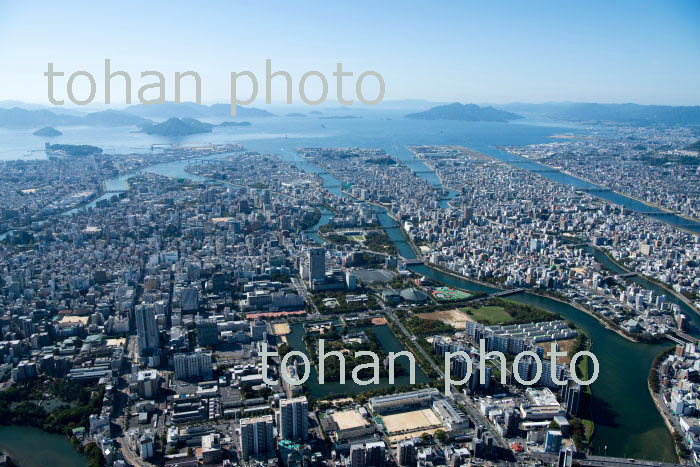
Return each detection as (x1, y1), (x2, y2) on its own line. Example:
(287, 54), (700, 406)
(0, 0), (699, 107)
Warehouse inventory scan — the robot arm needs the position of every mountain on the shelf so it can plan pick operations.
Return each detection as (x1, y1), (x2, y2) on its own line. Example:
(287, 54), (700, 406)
(124, 102), (275, 119)
(498, 102), (700, 126)
(33, 127), (63, 137)
(0, 107), (151, 128)
(405, 103), (522, 122)
(139, 118), (214, 136)
(0, 107), (80, 128)
(80, 110), (151, 127)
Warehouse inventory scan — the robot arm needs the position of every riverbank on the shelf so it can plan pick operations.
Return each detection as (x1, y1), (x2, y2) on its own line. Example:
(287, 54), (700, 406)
(591, 243), (700, 317)
(647, 350), (686, 463)
(532, 290), (641, 343)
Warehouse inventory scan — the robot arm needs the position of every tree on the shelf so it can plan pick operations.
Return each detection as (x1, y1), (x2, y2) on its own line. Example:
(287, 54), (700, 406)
(435, 429), (448, 444)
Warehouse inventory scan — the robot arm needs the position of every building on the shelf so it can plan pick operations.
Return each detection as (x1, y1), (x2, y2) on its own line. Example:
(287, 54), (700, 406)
(544, 430), (563, 453)
(135, 305), (159, 355)
(239, 415), (275, 460)
(197, 319), (219, 347)
(397, 440), (416, 466)
(200, 433), (223, 464)
(308, 247), (326, 281)
(279, 396), (309, 441)
(173, 350), (212, 381)
(349, 441), (386, 467)
(136, 369), (160, 399)
(368, 388), (439, 414)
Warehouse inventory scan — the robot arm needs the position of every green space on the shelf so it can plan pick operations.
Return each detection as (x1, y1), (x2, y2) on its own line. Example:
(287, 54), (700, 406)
(462, 298), (560, 325)
(463, 305), (514, 325)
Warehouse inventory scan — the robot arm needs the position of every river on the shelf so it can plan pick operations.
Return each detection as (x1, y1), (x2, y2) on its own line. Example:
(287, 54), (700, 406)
(3, 116), (686, 461)
(0, 426), (86, 467)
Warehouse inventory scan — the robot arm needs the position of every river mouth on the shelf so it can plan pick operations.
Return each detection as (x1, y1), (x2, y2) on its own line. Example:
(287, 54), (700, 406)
(77, 120), (680, 462)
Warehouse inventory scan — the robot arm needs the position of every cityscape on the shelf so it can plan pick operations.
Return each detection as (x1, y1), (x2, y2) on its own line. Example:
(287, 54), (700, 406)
(1, 2), (700, 467)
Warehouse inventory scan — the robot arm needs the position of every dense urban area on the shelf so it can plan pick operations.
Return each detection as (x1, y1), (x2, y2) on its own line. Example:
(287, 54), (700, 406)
(1, 121), (700, 467)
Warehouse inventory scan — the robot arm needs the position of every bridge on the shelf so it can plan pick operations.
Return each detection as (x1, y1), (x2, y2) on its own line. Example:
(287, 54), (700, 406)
(670, 330), (699, 345)
(618, 272), (638, 278)
(492, 288), (525, 297)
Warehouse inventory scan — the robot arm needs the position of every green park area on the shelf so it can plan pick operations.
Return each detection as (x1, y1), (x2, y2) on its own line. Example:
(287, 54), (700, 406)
(462, 298), (559, 325)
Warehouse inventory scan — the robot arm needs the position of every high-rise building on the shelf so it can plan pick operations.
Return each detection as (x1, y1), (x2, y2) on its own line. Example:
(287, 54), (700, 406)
(181, 287), (199, 312)
(564, 381), (582, 416)
(349, 441), (386, 467)
(308, 247), (326, 281)
(279, 396), (309, 441)
(239, 415), (275, 460)
(173, 350), (213, 381)
(558, 447), (574, 467)
(136, 369), (160, 399)
(197, 319), (219, 347)
(397, 440), (416, 466)
(544, 430), (563, 453)
(135, 305), (159, 355)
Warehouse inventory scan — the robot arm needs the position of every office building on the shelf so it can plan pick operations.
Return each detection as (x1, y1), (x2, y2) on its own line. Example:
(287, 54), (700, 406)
(308, 247), (326, 281)
(135, 305), (159, 355)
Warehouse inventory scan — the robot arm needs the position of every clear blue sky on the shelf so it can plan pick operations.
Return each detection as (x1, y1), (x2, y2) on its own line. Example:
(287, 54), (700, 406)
(1, 0), (699, 105)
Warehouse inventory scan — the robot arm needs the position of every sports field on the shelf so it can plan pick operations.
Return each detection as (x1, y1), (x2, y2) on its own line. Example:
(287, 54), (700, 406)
(432, 286), (472, 301)
(380, 408), (442, 434)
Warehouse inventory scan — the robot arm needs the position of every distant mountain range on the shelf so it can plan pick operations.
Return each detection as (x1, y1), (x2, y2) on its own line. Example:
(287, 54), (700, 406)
(124, 102), (275, 119)
(0, 102), (274, 129)
(498, 102), (700, 126)
(2, 100), (700, 129)
(0, 107), (150, 128)
(406, 103), (522, 122)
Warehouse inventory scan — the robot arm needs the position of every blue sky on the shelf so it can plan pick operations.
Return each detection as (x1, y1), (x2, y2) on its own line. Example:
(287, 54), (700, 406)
(1, 1), (699, 105)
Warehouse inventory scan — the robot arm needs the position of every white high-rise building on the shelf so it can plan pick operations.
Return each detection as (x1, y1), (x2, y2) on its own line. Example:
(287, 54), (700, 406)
(308, 247), (326, 281)
(279, 396), (309, 441)
(173, 350), (212, 381)
(135, 305), (159, 354)
(239, 415), (275, 460)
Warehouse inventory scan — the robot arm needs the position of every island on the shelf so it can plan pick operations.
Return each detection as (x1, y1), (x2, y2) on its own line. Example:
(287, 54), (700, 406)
(218, 121), (252, 127)
(139, 117), (213, 136)
(33, 127), (62, 137)
(406, 103), (522, 122)
(45, 143), (102, 157)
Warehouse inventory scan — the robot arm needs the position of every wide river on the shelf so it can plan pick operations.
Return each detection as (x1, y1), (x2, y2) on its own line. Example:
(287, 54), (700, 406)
(2, 114), (693, 462)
